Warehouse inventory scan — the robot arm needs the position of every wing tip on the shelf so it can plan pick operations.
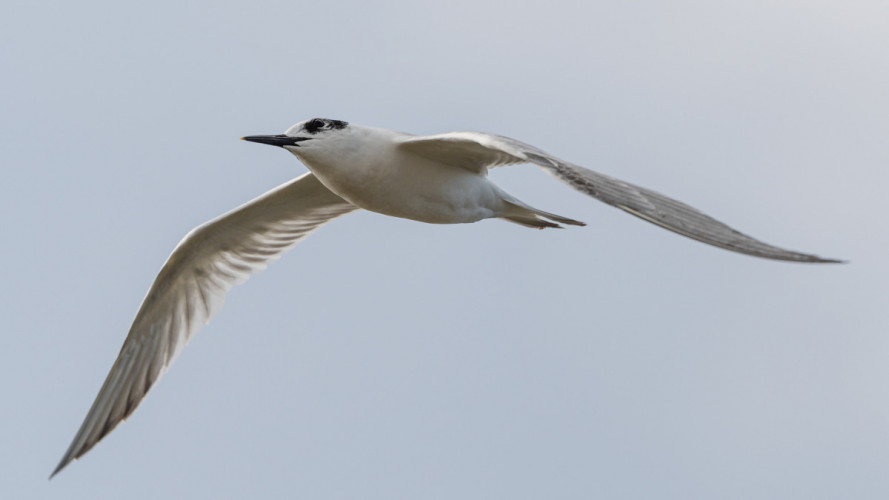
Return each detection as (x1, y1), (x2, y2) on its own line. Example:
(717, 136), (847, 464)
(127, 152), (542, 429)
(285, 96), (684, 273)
(804, 255), (847, 264)
(734, 247), (845, 264)
(766, 248), (845, 264)
(49, 456), (73, 480)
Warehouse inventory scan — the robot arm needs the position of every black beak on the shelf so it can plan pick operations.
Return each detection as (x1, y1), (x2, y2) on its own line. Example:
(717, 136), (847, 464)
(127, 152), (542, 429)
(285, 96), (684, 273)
(241, 134), (312, 147)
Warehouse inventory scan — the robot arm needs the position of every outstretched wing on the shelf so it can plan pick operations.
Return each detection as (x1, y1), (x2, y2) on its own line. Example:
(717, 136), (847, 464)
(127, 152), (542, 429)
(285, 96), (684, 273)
(52, 173), (358, 478)
(398, 132), (840, 263)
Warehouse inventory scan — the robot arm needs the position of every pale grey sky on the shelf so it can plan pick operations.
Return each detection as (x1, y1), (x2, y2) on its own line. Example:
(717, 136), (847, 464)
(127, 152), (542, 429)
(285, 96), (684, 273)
(2, 1), (886, 498)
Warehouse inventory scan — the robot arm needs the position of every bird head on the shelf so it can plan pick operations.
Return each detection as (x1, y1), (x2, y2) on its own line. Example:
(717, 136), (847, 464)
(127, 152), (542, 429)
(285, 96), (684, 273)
(242, 118), (351, 158)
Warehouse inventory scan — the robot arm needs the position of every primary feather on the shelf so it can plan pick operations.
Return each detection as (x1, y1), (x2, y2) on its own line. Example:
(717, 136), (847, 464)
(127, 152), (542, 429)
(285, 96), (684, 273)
(398, 132), (840, 263)
(51, 173), (356, 478)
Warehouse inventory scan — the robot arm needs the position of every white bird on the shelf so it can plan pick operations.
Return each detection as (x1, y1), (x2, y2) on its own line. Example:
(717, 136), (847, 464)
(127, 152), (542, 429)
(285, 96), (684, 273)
(51, 118), (840, 477)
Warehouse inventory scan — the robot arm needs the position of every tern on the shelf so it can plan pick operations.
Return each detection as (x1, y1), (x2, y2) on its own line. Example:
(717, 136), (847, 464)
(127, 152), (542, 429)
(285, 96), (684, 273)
(51, 118), (840, 477)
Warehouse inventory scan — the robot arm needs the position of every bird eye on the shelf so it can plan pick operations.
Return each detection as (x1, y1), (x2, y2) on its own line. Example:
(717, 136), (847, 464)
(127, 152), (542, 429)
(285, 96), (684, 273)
(306, 118), (326, 134)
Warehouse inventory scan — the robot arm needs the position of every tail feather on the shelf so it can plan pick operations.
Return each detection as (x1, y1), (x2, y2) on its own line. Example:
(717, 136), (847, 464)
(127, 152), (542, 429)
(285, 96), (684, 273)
(499, 199), (585, 230)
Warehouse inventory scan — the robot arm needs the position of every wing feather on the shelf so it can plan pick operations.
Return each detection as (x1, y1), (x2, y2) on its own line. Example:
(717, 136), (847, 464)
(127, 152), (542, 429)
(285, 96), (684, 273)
(52, 172), (357, 477)
(398, 132), (840, 263)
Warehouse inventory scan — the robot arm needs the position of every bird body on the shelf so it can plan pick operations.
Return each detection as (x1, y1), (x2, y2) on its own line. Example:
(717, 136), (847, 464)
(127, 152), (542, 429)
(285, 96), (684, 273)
(51, 117), (840, 478)
(291, 124), (505, 224)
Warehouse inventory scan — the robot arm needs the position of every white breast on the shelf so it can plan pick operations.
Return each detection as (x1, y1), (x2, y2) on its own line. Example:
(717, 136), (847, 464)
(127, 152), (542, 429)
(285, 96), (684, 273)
(294, 127), (503, 224)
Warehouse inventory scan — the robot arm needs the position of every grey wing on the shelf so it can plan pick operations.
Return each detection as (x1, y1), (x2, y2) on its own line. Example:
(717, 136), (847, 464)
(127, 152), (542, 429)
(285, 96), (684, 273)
(397, 131), (527, 172)
(51, 173), (358, 478)
(398, 132), (841, 263)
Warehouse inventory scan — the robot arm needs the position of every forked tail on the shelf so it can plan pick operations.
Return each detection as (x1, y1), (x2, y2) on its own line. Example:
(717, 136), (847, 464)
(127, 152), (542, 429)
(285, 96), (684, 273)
(499, 199), (586, 229)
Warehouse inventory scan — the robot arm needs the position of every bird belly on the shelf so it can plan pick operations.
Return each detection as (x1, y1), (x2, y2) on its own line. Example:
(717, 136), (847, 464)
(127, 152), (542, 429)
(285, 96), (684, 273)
(307, 158), (501, 224)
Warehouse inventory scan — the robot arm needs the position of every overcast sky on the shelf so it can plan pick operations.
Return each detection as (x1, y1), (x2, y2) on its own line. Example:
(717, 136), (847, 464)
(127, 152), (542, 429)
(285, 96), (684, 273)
(2, 1), (886, 498)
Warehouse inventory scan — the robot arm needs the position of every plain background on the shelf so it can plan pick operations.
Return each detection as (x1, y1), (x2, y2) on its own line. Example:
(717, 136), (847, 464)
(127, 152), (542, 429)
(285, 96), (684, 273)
(2, 1), (885, 498)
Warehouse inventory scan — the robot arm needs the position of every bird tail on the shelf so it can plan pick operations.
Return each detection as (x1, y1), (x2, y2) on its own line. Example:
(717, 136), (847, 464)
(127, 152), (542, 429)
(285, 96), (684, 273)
(498, 199), (586, 229)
